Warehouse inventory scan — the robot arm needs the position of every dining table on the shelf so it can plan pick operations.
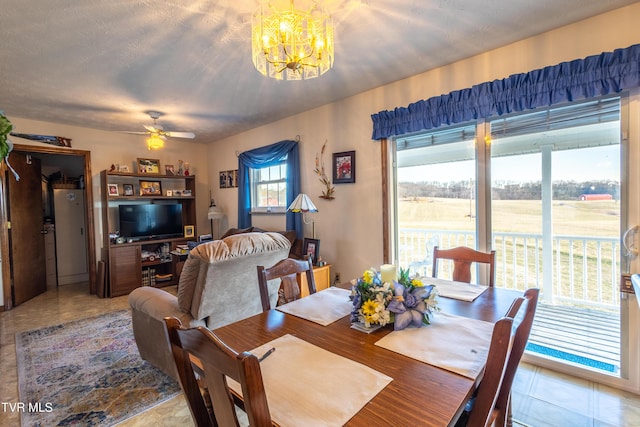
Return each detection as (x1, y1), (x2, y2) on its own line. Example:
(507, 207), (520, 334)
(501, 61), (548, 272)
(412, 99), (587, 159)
(212, 283), (523, 427)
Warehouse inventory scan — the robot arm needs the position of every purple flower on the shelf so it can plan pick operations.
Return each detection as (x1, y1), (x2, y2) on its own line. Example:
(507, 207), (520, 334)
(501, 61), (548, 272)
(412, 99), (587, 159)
(388, 283), (436, 330)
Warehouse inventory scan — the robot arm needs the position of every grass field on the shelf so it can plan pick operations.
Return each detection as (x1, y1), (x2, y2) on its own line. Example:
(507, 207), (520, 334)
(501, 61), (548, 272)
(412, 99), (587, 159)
(399, 197), (620, 236)
(398, 197), (621, 307)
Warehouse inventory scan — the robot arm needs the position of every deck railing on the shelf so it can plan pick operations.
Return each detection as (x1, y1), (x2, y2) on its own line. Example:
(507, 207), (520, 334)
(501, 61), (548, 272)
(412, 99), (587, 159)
(398, 229), (620, 310)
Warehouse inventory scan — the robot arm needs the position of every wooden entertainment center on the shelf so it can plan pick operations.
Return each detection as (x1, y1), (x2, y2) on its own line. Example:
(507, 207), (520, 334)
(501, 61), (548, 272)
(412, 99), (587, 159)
(100, 170), (197, 297)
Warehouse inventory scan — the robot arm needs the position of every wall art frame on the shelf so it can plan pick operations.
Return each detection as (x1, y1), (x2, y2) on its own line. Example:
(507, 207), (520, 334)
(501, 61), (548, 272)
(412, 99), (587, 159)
(332, 151), (356, 184)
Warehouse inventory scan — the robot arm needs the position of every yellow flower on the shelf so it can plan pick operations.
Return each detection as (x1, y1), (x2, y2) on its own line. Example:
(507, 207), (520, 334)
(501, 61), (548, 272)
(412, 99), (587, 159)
(363, 270), (375, 285)
(361, 299), (378, 316)
(412, 278), (424, 287)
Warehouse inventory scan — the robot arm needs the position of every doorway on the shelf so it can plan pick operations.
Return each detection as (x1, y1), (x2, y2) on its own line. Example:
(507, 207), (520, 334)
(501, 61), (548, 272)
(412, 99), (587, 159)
(0, 144), (96, 310)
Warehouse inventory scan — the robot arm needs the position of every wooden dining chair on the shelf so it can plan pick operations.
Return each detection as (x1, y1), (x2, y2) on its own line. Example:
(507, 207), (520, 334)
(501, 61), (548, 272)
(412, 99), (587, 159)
(462, 313), (518, 427)
(432, 246), (496, 287)
(493, 288), (540, 427)
(257, 255), (316, 311)
(457, 288), (539, 427)
(164, 317), (271, 427)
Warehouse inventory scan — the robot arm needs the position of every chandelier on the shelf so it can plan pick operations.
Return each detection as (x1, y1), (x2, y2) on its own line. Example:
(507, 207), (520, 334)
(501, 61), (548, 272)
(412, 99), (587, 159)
(252, 0), (334, 80)
(146, 133), (164, 150)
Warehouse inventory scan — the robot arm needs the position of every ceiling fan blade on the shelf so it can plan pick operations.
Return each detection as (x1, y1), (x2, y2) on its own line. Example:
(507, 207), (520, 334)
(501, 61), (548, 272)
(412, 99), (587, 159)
(165, 131), (195, 139)
(120, 131), (149, 135)
(144, 124), (160, 132)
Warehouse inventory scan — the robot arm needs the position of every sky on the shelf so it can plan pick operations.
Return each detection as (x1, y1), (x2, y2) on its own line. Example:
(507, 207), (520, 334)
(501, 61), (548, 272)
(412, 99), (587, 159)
(398, 145), (620, 184)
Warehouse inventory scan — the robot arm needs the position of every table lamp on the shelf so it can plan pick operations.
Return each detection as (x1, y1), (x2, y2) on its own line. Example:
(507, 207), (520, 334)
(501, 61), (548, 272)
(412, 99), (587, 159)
(287, 193), (318, 238)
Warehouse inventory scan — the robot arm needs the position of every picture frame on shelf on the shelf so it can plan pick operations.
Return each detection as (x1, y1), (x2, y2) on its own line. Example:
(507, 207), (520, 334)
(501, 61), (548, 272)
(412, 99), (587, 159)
(139, 180), (162, 195)
(166, 190), (173, 197)
(165, 164), (175, 175)
(118, 164), (130, 173)
(137, 158), (161, 174)
(107, 183), (119, 196)
(184, 225), (195, 238)
(303, 238), (320, 266)
(333, 151), (356, 184)
(122, 184), (134, 196)
(182, 189), (192, 197)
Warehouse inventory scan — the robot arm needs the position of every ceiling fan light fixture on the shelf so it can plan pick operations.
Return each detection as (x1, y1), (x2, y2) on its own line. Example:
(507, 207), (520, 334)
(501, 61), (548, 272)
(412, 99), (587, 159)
(252, 0), (334, 80)
(146, 133), (164, 150)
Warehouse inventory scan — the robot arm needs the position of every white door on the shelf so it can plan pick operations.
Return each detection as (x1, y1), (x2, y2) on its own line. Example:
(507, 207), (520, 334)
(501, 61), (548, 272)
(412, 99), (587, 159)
(53, 189), (88, 285)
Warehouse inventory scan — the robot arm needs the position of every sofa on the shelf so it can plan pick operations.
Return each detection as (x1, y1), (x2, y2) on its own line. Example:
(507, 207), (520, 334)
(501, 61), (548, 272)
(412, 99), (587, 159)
(128, 231), (291, 379)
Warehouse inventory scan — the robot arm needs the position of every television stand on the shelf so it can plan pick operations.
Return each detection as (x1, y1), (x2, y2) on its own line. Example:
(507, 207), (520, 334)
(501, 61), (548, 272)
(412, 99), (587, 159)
(100, 170), (197, 297)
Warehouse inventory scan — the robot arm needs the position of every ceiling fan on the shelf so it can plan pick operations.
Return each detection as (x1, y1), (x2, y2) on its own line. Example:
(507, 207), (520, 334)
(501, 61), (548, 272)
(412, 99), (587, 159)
(124, 111), (195, 149)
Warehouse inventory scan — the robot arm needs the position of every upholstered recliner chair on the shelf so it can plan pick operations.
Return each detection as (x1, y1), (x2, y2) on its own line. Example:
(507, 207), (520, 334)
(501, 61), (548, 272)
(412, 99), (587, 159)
(128, 232), (291, 379)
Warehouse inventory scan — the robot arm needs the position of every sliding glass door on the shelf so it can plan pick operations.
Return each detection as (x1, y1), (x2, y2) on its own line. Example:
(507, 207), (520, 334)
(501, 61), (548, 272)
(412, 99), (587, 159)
(489, 98), (622, 374)
(394, 96), (628, 379)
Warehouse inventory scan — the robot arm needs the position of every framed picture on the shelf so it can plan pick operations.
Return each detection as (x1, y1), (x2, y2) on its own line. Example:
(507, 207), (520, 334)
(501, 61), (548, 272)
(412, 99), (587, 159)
(219, 170), (239, 188)
(182, 189), (192, 197)
(332, 151), (356, 184)
(137, 158), (161, 174)
(122, 184), (134, 196)
(165, 164), (175, 175)
(107, 183), (119, 196)
(302, 238), (320, 266)
(139, 180), (162, 195)
(184, 225), (195, 238)
(118, 164), (130, 173)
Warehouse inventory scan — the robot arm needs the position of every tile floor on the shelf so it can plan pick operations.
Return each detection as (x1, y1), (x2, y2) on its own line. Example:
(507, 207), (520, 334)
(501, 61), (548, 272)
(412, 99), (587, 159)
(2, 283), (640, 426)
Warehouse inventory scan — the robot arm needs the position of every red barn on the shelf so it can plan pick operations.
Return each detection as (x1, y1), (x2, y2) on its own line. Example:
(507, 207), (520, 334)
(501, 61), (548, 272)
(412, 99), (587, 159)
(580, 194), (613, 201)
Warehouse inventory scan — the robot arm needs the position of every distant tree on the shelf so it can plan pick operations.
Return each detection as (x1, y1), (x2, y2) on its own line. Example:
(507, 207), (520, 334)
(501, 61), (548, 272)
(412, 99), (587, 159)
(399, 179), (619, 201)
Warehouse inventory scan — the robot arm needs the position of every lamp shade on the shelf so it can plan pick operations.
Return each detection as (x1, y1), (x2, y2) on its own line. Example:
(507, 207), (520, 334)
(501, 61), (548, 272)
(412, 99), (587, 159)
(287, 193), (318, 212)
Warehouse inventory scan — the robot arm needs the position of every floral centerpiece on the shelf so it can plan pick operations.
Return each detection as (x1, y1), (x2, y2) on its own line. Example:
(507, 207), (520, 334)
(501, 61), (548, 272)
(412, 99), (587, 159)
(351, 267), (438, 330)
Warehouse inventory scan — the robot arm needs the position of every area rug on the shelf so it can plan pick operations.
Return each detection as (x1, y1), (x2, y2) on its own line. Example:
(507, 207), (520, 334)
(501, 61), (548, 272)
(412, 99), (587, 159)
(15, 309), (180, 426)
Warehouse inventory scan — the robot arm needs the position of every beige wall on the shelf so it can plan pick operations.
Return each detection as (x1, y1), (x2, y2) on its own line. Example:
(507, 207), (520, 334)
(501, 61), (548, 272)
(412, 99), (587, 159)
(206, 3), (640, 284)
(4, 118), (210, 274)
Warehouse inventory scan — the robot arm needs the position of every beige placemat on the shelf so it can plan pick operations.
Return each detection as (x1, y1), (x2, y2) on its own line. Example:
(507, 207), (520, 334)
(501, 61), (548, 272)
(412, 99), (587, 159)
(276, 287), (353, 326)
(421, 276), (488, 302)
(228, 334), (392, 427)
(375, 312), (493, 379)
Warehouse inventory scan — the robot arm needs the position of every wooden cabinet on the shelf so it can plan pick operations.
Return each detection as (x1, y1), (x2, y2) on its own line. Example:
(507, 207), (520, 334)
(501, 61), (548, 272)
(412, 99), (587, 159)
(299, 264), (331, 297)
(109, 245), (142, 297)
(100, 170), (197, 297)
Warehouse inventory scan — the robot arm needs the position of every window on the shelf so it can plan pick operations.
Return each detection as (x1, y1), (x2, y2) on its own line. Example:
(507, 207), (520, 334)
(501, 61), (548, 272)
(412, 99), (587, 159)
(392, 95), (627, 378)
(250, 163), (287, 213)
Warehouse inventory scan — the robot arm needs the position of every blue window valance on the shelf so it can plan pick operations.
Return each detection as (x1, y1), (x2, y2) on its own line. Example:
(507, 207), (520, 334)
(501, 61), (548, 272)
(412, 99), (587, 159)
(371, 44), (640, 140)
(237, 140), (302, 238)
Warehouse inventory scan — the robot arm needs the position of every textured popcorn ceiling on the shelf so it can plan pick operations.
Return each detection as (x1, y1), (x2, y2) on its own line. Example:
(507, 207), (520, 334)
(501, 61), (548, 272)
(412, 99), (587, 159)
(0, 0), (636, 143)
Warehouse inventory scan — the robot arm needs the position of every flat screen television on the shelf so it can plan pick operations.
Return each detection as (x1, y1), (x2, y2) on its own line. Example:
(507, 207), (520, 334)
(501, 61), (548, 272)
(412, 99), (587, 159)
(118, 204), (183, 240)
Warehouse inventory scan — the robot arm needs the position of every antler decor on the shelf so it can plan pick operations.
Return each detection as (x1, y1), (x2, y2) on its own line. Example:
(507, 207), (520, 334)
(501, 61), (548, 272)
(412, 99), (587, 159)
(314, 140), (335, 200)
